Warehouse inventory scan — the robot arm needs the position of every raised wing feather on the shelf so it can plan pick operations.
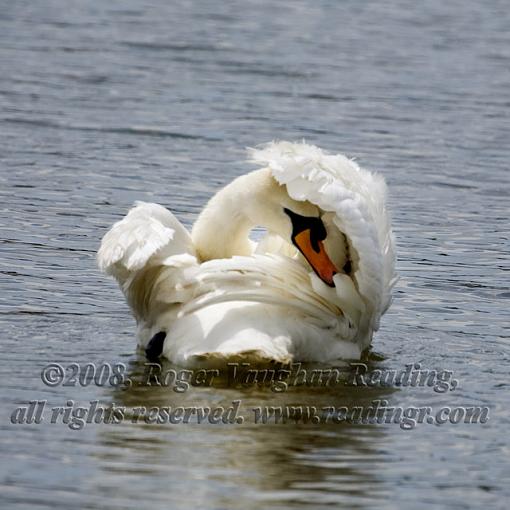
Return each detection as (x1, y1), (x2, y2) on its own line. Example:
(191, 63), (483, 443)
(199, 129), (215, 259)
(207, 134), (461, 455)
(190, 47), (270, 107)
(249, 141), (396, 345)
(97, 201), (197, 321)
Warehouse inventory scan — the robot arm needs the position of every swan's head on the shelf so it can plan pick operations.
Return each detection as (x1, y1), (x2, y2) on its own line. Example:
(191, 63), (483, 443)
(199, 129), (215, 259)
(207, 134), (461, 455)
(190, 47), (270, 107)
(282, 207), (338, 286)
(192, 168), (343, 287)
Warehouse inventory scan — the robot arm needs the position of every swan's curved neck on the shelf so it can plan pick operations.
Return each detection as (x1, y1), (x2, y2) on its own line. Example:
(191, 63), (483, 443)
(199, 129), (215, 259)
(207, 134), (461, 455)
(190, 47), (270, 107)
(191, 168), (276, 261)
(191, 167), (322, 262)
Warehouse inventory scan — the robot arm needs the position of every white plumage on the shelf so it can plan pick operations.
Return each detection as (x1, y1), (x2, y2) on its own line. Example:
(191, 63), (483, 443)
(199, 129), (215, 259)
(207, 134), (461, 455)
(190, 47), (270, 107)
(97, 141), (396, 366)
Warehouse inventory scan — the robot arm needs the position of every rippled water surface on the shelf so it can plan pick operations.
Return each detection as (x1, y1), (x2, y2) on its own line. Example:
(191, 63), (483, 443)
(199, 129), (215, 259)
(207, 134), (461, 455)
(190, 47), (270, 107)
(1, 1), (509, 508)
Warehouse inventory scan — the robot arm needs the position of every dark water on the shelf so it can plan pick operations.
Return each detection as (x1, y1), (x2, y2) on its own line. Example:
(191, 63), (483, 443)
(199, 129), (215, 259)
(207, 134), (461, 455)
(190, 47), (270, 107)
(1, 1), (509, 508)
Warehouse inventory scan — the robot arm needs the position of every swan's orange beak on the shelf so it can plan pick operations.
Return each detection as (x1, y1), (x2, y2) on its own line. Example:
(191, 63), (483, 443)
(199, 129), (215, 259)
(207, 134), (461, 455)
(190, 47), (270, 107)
(294, 229), (338, 287)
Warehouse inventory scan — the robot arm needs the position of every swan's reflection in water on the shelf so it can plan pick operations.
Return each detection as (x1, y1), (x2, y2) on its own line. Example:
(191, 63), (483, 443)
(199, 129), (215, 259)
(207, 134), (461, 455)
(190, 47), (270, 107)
(91, 357), (396, 508)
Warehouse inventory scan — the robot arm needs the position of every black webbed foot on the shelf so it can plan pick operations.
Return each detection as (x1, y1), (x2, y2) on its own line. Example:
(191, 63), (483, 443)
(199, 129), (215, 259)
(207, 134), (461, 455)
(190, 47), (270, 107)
(145, 331), (166, 360)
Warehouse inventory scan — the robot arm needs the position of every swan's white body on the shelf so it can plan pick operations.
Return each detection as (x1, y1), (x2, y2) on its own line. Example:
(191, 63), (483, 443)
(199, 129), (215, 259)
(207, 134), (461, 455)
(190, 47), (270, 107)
(98, 142), (396, 366)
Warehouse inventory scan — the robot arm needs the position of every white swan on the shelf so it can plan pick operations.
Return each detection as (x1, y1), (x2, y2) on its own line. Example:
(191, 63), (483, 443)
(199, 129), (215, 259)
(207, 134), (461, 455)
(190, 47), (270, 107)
(97, 141), (396, 366)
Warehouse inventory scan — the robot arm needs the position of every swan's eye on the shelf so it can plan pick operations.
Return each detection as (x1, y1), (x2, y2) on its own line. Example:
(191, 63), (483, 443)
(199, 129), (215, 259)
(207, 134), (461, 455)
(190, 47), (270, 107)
(283, 208), (338, 287)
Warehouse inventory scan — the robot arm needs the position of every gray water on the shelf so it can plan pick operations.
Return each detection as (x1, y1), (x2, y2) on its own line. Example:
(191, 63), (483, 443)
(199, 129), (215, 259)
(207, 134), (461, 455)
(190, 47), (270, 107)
(1, 1), (509, 508)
